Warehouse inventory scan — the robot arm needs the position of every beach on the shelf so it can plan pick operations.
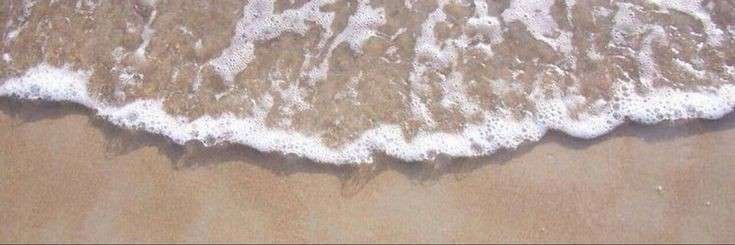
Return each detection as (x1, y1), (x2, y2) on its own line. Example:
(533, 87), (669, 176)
(2, 0), (735, 243)
(1, 100), (733, 243)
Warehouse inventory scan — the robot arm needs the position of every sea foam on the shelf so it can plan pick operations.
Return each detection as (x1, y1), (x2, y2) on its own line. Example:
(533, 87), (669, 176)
(2, 64), (733, 164)
(2, 0), (734, 164)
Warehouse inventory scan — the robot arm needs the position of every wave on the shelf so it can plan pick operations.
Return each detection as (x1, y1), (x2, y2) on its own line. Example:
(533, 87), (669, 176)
(2, 64), (733, 164)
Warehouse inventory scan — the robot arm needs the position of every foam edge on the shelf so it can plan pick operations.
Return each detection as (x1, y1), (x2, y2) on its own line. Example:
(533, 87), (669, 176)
(1, 64), (734, 164)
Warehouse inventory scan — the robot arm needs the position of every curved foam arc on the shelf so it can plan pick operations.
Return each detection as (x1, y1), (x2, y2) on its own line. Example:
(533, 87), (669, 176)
(2, 64), (735, 164)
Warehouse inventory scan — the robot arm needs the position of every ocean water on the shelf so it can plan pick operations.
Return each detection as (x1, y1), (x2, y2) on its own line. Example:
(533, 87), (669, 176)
(1, 0), (733, 164)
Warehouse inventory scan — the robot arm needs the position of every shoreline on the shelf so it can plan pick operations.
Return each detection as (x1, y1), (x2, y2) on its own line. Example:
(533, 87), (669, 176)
(1, 98), (734, 243)
(2, 96), (735, 169)
(4, 64), (735, 164)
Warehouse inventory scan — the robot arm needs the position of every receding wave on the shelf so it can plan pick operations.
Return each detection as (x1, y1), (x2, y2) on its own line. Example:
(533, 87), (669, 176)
(1, 0), (734, 164)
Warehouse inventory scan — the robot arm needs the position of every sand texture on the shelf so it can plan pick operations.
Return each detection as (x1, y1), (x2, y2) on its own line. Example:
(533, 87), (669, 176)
(0, 100), (733, 243)
(2, 0), (735, 243)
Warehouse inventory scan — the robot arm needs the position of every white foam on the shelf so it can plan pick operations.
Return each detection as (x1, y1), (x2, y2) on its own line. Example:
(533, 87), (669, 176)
(0, 64), (95, 107)
(406, 0), (505, 125)
(304, 0), (386, 82)
(674, 58), (706, 80)
(3, 1), (734, 165)
(501, 0), (573, 54)
(637, 25), (668, 88)
(2, 63), (734, 164)
(209, 0), (336, 83)
(404, 3), (450, 127)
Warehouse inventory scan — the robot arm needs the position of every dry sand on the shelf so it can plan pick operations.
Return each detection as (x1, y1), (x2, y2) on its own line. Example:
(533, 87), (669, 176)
(0, 99), (733, 243)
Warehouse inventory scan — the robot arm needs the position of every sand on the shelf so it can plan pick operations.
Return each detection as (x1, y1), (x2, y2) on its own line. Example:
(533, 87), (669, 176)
(0, 99), (733, 243)
(2, 1), (734, 243)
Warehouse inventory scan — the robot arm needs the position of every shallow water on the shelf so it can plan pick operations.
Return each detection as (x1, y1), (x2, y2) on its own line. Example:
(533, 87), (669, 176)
(1, 0), (734, 164)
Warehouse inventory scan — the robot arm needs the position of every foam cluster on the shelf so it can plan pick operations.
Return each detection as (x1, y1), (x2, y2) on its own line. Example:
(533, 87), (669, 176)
(209, 0), (336, 83)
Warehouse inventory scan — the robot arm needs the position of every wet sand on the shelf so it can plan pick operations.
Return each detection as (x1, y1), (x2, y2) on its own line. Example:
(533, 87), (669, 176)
(0, 99), (734, 243)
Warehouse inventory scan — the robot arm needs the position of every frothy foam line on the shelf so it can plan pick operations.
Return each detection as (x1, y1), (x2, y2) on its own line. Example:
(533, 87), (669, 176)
(2, 64), (734, 164)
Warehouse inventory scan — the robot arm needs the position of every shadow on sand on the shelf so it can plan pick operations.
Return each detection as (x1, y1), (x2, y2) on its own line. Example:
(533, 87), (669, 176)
(2, 97), (735, 196)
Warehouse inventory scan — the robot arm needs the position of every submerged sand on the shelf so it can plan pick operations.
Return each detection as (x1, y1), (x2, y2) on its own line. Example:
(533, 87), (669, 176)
(0, 100), (733, 243)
